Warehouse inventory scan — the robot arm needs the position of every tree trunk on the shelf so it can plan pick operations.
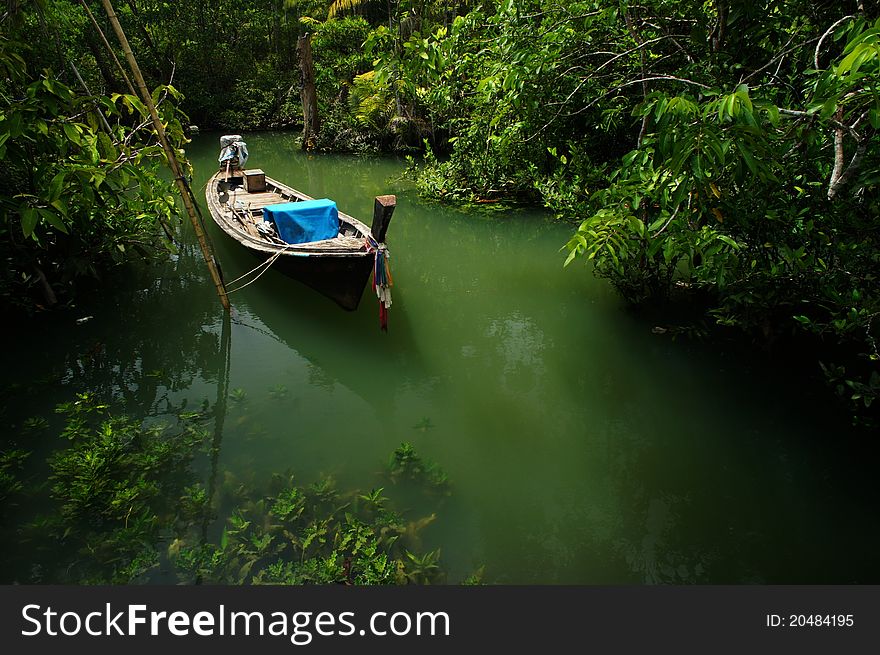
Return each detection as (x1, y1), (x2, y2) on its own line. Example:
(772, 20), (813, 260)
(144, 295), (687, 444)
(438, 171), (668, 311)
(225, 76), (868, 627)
(84, 30), (119, 94)
(711, 1), (728, 54)
(122, 0), (171, 81)
(297, 33), (320, 151)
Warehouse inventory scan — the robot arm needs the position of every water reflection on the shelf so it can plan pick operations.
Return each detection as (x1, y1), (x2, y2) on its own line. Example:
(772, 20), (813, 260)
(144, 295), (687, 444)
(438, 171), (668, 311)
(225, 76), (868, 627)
(486, 312), (547, 396)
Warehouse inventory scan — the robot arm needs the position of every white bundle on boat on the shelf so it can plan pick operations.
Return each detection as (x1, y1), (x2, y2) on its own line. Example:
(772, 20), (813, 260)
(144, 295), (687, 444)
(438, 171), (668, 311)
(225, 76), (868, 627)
(218, 134), (249, 169)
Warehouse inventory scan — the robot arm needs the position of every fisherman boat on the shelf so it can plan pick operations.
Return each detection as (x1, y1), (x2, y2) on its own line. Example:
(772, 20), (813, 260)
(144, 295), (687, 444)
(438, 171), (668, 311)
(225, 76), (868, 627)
(205, 135), (395, 317)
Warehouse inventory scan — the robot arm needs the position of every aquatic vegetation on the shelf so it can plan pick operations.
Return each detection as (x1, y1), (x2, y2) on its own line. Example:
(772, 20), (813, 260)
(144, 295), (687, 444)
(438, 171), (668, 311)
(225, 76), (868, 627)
(2, 398), (461, 585)
(268, 384), (290, 400)
(229, 388), (249, 404)
(177, 410), (207, 421)
(21, 417), (49, 433)
(172, 470), (446, 585)
(412, 417), (435, 432)
(358, 487), (389, 510)
(462, 565), (487, 586)
(0, 448), (30, 508)
(9, 394), (210, 583)
(387, 442), (451, 495)
(401, 549), (443, 584)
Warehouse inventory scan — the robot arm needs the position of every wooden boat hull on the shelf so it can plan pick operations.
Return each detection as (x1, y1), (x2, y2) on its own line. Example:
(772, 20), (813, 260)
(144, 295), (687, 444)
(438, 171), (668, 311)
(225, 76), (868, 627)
(205, 170), (385, 311)
(244, 247), (374, 311)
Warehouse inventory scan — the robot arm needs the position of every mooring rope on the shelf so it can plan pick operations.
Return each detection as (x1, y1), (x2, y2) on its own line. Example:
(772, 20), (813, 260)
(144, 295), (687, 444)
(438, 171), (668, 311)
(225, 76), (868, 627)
(224, 244), (297, 294)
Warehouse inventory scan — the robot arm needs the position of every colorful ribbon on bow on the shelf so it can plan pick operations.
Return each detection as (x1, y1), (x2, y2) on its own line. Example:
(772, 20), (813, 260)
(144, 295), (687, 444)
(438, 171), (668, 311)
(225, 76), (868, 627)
(365, 236), (392, 331)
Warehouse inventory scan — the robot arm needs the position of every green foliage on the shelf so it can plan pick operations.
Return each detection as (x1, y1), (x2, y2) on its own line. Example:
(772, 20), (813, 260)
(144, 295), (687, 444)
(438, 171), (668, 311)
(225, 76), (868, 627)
(229, 388), (249, 404)
(327, 0), (378, 20)
(313, 16), (375, 90)
(389, 0), (878, 423)
(386, 442), (451, 495)
(6, 396), (457, 584)
(268, 383), (290, 400)
(553, 12), (879, 423)
(386, 2), (629, 200)
(216, 59), (302, 130)
(0, 6), (191, 311)
(309, 17), (395, 152)
(0, 448), (30, 510)
(20, 393), (211, 583)
(172, 468), (446, 585)
(561, 88), (763, 303)
(349, 71), (396, 131)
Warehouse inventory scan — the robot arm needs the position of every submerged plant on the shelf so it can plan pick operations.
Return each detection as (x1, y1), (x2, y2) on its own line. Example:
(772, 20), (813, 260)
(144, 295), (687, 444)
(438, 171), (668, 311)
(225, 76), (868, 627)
(13, 394), (211, 583)
(268, 384), (289, 400)
(402, 549), (443, 584)
(6, 401), (463, 585)
(171, 467), (447, 585)
(229, 388), (248, 404)
(0, 448), (30, 508)
(387, 442), (451, 495)
(21, 417), (49, 433)
(412, 417), (435, 432)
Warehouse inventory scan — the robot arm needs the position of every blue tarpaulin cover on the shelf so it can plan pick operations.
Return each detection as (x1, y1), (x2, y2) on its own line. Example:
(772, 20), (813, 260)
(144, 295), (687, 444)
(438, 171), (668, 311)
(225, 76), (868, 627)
(263, 199), (339, 245)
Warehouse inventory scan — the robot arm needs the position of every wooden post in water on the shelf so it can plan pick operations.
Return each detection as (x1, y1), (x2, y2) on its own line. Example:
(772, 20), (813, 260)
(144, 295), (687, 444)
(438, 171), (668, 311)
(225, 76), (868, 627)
(371, 195), (396, 243)
(297, 33), (320, 151)
(100, 0), (231, 311)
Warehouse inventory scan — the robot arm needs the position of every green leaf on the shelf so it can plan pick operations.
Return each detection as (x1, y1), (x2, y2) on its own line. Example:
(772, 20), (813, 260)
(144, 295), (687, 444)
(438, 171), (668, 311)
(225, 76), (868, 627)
(20, 208), (38, 237)
(50, 199), (68, 215)
(37, 208), (68, 234)
(628, 216), (646, 237)
(717, 234), (740, 249)
(819, 98), (837, 120)
(734, 85), (753, 113)
(63, 123), (81, 145)
(6, 113), (22, 138)
(737, 143), (759, 175)
(48, 172), (65, 203)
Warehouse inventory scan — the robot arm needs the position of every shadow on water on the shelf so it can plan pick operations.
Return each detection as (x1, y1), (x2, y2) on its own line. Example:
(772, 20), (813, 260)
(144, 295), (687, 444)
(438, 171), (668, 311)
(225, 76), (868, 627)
(233, 268), (427, 414)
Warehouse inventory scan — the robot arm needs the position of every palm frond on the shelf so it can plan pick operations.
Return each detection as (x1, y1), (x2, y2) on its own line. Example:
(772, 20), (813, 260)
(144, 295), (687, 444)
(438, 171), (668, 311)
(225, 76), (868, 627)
(327, 0), (370, 19)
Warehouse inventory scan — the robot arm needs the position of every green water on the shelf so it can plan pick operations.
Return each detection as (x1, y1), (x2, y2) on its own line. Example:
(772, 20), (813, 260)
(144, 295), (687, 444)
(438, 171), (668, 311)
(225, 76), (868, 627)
(2, 132), (878, 583)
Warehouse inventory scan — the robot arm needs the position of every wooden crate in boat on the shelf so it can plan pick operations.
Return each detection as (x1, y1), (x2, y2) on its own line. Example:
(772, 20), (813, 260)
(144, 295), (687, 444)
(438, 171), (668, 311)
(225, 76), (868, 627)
(244, 168), (266, 193)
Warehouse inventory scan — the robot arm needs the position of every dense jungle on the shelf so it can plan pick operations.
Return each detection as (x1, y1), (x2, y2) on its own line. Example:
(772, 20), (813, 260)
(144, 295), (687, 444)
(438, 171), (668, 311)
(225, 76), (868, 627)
(1, 0), (878, 584)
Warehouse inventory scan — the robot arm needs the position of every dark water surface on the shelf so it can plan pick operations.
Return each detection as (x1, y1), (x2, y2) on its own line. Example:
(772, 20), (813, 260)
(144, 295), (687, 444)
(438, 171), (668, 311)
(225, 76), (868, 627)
(2, 132), (878, 583)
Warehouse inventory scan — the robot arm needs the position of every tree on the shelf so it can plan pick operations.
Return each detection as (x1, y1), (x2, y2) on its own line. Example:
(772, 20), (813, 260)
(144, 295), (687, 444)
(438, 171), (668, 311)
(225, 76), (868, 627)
(0, 1), (189, 310)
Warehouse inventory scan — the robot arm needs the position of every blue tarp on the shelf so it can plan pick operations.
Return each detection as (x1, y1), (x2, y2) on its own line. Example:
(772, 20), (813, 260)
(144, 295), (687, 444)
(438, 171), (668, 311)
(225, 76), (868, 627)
(263, 199), (340, 245)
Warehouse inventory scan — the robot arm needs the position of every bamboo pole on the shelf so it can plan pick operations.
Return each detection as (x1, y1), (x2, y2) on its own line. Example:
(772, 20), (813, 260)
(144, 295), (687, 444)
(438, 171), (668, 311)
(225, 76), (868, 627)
(100, 0), (230, 311)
